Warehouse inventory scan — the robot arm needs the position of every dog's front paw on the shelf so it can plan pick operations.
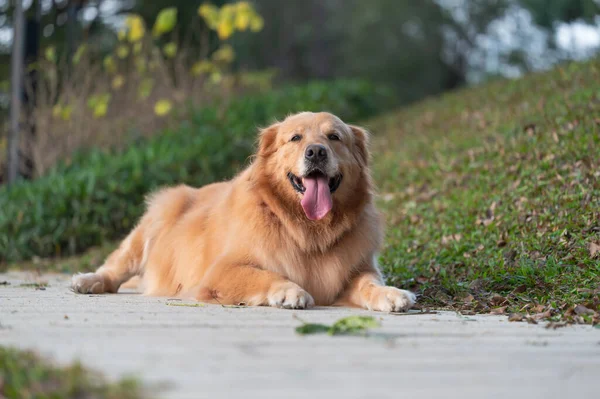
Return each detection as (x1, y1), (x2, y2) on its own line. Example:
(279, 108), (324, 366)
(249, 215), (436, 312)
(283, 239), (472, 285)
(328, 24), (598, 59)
(267, 282), (315, 309)
(71, 273), (106, 294)
(366, 286), (416, 312)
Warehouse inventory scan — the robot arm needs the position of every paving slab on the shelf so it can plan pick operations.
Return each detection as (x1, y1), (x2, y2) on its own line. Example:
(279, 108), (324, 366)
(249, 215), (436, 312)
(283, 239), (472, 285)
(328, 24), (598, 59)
(1, 271), (599, 399)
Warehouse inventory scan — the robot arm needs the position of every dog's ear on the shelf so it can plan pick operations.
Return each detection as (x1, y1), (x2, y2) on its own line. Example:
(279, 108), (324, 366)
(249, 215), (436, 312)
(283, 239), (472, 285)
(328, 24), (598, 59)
(257, 123), (280, 158)
(349, 125), (370, 166)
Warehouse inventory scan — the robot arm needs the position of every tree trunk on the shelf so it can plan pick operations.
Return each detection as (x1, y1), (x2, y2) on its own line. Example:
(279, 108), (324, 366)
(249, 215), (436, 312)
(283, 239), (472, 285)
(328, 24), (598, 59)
(7, 0), (26, 184)
(21, 0), (43, 179)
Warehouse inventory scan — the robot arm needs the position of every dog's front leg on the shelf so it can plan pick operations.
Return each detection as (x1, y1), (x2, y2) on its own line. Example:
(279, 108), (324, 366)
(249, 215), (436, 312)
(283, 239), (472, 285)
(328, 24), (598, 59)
(192, 262), (315, 309)
(337, 270), (416, 312)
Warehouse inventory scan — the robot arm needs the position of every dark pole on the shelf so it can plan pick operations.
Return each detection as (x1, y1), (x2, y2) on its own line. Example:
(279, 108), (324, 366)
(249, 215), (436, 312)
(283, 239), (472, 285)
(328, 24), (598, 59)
(7, 0), (26, 184)
(22, 0), (43, 179)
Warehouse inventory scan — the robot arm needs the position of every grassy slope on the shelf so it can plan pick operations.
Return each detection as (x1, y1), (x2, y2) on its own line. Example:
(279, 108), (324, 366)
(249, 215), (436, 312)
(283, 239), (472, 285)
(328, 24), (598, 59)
(369, 59), (600, 317)
(7, 60), (600, 321)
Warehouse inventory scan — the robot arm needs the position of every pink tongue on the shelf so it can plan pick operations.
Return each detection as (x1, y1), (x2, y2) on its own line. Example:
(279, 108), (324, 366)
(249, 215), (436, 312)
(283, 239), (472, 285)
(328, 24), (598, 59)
(300, 175), (332, 220)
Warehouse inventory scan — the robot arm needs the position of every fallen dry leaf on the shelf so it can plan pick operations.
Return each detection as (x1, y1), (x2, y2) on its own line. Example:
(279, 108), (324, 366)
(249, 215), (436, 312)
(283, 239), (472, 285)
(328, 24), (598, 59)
(511, 285), (527, 294)
(491, 306), (507, 315)
(381, 193), (395, 202)
(532, 304), (546, 313)
(490, 294), (507, 306)
(409, 215), (421, 224)
(532, 310), (553, 320)
(508, 313), (524, 322)
(469, 279), (484, 291)
(523, 123), (536, 136)
(574, 304), (596, 316)
(441, 234), (462, 245)
(476, 202), (497, 226)
(525, 316), (538, 325)
(496, 237), (507, 247)
(545, 321), (568, 330)
(415, 275), (429, 284)
(589, 241), (600, 258)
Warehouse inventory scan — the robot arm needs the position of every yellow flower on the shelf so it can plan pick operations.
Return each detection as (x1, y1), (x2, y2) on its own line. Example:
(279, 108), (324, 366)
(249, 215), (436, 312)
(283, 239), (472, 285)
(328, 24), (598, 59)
(88, 93), (111, 118)
(191, 60), (215, 76)
(103, 56), (116, 73)
(154, 99), (173, 116)
(217, 21), (234, 40)
(45, 47), (56, 63)
(93, 102), (108, 118)
(250, 15), (264, 32)
(116, 45), (130, 59)
(73, 44), (87, 64)
(111, 75), (125, 90)
(198, 3), (219, 28)
(52, 104), (62, 118)
(60, 105), (73, 121)
(153, 7), (177, 37)
(212, 45), (235, 63)
(126, 14), (146, 42)
(209, 71), (222, 84)
(162, 42), (178, 58)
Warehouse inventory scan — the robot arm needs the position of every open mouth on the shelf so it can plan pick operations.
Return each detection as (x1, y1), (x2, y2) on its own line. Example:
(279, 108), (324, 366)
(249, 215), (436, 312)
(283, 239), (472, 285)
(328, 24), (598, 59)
(287, 171), (342, 194)
(287, 169), (343, 221)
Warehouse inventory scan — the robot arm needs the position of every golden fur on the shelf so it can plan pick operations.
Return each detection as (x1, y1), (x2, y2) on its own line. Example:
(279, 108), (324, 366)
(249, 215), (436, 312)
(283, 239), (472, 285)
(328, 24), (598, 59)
(71, 112), (416, 311)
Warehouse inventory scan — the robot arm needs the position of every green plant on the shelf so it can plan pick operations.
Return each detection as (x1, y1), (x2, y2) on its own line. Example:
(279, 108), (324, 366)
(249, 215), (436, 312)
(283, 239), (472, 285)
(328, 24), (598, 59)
(295, 316), (381, 336)
(0, 346), (145, 398)
(0, 79), (393, 264)
(2, 2), (267, 178)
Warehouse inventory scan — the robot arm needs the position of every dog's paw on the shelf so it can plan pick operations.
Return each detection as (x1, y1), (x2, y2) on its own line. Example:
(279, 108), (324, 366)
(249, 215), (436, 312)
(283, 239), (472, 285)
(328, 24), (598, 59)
(71, 273), (106, 294)
(366, 286), (416, 313)
(267, 282), (315, 309)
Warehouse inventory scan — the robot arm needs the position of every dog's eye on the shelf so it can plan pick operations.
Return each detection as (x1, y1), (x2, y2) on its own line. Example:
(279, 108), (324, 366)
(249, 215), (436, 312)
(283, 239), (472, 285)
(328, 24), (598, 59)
(291, 135), (302, 142)
(328, 133), (340, 141)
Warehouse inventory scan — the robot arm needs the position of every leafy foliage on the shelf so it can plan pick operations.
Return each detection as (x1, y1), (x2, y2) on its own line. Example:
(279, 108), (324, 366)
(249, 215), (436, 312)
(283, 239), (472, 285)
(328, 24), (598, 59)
(519, 0), (600, 28)
(0, 346), (144, 399)
(0, 80), (393, 264)
(295, 316), (381, 336)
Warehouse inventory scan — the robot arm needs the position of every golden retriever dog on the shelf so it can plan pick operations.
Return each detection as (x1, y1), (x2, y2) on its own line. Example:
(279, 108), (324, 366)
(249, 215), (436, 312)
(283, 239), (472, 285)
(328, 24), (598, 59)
(71, 112), (416, 312)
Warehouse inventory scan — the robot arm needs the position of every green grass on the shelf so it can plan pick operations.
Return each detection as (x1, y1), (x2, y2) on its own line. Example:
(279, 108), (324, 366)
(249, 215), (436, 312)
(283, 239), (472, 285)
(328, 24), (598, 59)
(0, 346), (145, 398)
(9, 242), (116, 275)
(6, 60), (600, 321)
(369, 59), (600, 317)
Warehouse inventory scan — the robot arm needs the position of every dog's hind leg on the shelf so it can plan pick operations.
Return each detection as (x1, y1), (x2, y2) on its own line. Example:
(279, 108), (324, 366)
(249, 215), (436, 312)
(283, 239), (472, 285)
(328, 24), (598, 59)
(71, 220), (149, 294)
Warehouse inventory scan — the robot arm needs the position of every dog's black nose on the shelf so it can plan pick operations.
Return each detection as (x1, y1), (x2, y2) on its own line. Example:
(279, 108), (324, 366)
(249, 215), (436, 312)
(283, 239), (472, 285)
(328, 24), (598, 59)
(305, 144), (328, 162)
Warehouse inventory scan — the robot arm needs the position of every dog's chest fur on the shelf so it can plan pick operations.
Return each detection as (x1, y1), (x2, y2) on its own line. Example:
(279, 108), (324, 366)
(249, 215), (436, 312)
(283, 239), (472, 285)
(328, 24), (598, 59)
(255, 221), (377, 305)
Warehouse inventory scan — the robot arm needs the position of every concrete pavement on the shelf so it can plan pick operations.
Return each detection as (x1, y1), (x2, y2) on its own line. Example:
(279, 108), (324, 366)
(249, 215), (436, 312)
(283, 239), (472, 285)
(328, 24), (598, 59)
(1, 271), (599, 399)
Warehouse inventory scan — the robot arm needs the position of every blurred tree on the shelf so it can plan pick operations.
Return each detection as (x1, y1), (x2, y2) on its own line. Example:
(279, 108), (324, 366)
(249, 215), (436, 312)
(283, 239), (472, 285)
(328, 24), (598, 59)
(125, 0), (228, 57)
(337, 0), (454, 103)
(519, 0), (599, 28)
(518, 0), (600, 57)
(233, 0), (512, 103)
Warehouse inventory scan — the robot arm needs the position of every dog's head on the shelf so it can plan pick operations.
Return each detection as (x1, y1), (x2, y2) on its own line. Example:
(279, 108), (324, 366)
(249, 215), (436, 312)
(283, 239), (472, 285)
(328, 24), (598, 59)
(256, 112), (371, 221)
